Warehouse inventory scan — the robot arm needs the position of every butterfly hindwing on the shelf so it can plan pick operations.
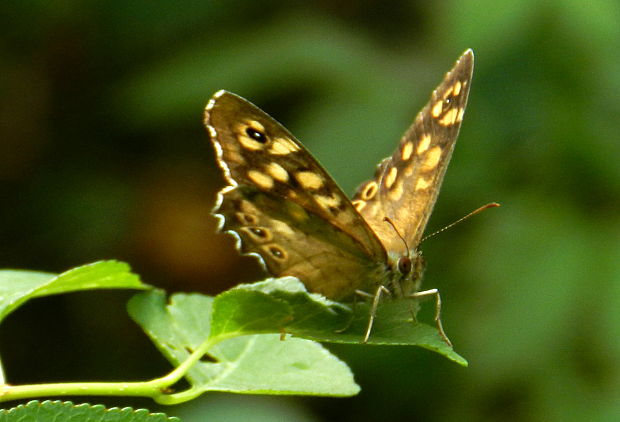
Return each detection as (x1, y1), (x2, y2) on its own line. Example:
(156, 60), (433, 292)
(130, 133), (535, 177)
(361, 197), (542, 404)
(216, 186), (381, 299)
(352, 50), (474, 252)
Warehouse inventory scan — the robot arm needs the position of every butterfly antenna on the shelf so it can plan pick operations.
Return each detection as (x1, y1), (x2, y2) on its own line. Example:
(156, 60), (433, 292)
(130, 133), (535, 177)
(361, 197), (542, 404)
(383, 217), (410, 257)
(420, 202), (500, 244)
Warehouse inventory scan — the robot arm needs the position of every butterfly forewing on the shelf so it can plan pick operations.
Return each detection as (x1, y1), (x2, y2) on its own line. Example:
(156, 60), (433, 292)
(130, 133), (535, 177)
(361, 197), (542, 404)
(352, 50), (474, 252)
(205, 91), (386, 299)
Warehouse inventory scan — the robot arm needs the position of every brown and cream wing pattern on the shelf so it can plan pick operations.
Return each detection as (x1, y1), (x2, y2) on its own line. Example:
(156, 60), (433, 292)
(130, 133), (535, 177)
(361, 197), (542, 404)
(352, 50), (474, 253)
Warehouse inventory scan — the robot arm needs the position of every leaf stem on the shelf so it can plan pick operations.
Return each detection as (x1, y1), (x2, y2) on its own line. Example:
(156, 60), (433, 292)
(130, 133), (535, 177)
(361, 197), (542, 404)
(0, 334), (226, 405)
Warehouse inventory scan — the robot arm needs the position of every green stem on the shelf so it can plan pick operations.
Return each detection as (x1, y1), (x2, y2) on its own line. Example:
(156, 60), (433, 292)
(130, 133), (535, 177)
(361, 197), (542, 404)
(0, 335), (225, 405)
(0, 380), (163, 402)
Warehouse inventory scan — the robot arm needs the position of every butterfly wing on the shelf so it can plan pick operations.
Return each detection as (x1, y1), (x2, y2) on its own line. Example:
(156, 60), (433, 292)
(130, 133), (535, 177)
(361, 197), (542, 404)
(352, 50), (474, 253)
(205, 90), (386, 299)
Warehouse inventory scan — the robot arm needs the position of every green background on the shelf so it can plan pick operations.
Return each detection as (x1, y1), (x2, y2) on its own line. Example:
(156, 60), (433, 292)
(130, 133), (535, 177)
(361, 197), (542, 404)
(1, 1), (619, 421)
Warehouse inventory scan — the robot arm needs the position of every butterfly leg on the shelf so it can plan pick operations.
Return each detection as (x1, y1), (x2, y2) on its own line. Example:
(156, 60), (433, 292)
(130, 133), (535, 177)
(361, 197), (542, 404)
(334, 291), (364, 334)
(335, 289), (375, 335)
(409, 288), (452, 347)
(408, 300), (419, 324)
(354, 289), (374, 299)
(363, 285), (391, 343)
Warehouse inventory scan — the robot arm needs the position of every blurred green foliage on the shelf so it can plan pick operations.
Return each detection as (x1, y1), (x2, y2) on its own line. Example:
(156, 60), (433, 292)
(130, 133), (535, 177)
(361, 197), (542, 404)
(1, 1), (619, 421)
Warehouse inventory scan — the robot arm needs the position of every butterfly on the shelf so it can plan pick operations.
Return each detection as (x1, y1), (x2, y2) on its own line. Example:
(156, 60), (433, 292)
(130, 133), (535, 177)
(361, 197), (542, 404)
(205, 50), (474, 344)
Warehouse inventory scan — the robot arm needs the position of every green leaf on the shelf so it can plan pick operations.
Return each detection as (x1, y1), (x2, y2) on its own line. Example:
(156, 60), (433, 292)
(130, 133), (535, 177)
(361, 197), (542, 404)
(128, 289), (360, 396)
(210, 277), (351, 338)
(0, 400), (179, 421)
(214, 278), (467, 366)
(0, 260), (148, 323)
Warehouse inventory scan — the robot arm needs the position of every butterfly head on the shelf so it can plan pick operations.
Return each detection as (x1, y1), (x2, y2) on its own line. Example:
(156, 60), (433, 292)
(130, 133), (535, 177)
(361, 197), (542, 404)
(383, 216), (425, 297)
(386, 249), (424, 297)
(397, 255), (412, 275)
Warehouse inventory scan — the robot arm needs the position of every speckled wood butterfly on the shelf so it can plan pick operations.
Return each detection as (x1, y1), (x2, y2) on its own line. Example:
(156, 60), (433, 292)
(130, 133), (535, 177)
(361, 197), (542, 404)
(205, 50), (474, 344)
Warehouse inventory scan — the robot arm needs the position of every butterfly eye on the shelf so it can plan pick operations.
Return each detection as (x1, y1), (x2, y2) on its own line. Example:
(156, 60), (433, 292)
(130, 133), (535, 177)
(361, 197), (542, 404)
(246, 127), (267, 143)
(397, 256), (412, 275)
